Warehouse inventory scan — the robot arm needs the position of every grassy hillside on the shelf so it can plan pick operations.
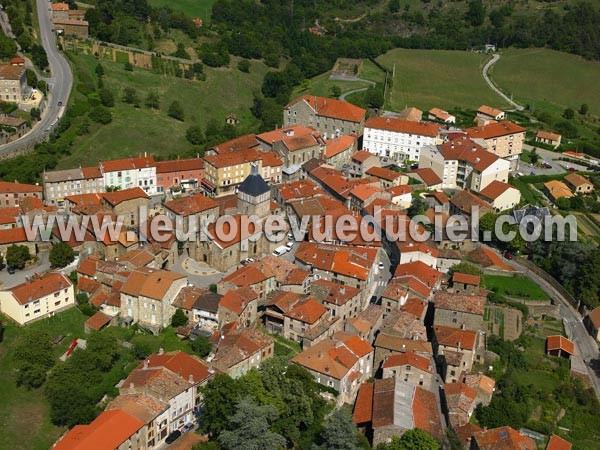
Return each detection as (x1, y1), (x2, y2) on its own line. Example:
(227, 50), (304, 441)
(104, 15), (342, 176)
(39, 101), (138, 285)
(377, 49), (509, 112)
(147, 0), (216, 21)
(491, 48), (600, 115)
(58, 53), (269, 168)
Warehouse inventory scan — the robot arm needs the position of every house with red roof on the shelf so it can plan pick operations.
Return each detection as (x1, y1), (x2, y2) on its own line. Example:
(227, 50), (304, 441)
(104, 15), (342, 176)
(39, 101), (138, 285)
(292, 331), (373, 404)
(433, 325), (482, 382)
(418, 135), (511, 192)
(101, 187), (150, 227)
(363, 116), (442, 162)
(381, 351), (436, 391)
(353, 377), (444, 446)
(284, 95), (366, 139)
(584, 305), (600, 342)
(267, 126), (325, 168)
(546, 335), (575, 358)
(217, 286), (259, 327)
(0, 181), (42, 208)
(471, 426), (536, 450)
(324, 135), (358, 167)
(99, 156), (157, 194)
(311, 278), (363, 322)
(350, 150), (380, 178)
(465, 121), (526, 170)
(284, 297), (329, 343)
(164, 193), (219, 233)
(155, 157), (204, 192)
(478, 180), (521, 212)
(452, 271), (481, 294)
(433, 291), (486, 332)
(476, 105), (505, 122)
(407, 168), (442, 190)
(546, 434), (572, 450)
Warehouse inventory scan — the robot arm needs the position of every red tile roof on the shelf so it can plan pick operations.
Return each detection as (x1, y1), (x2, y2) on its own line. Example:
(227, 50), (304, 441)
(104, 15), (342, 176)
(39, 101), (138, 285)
(479, 180), (515, 201)
(434, 325), (477, 350)
(100, 156), (155, 173)
(0, 226), (27, 245)
(473, 426), (536, 450)
(441, 135), (500, 171)
(144, 350), (213, 383)
(467, 246), (514, 272)
(325, 135), (356, 158)
(289, 95), (366, 123)
(81, 166), (102, 179)
(0, 181), (42, 193)
(164, 194), (218, 216)
(477, 105), (504, 118)
(546, 435), (572, 450)
(219, 287), (258, 315)
(8, 272), (72, 305)
(465, 121), (526, 140)
(365, 117), (441, 137)
(546, 335), (575, 355)
(85, 311), (112, 330)
(351, 150), (375, 163)
(155, 158), (203, 174)
(536, 130), (561, 142)
(256, 125), (317, 145)
(413, 386), (444, 440)
(102, 187), (149, 206)
(365, 166), (404, 181)
(435, 291), (486, 316)
(382, 351), (432, 372)
(53, 409), (144, 450)
(286, 298), (327, 324)
(353, 382), (374, 424)
(409, 168), (442, 186)
(453, 272), (481, 286)
(204, 148), (261, 169)
(211, 133), (259, 154)
(394, 261), (442, 287)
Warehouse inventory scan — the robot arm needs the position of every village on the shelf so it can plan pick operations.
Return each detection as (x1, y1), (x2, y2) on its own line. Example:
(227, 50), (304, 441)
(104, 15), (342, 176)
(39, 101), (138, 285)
(0, 94), (599, 450)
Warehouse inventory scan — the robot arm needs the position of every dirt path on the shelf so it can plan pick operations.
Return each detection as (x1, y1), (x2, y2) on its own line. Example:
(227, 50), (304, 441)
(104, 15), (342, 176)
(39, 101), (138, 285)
(481, 54), (525, 112)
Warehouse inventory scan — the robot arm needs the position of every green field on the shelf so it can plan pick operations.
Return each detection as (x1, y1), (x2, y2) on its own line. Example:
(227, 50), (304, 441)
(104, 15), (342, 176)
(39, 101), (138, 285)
(58, 53), (269, 168)
(377, 49), (508, 111)
(148, 0), (216, 21)
(491, 48), (600, 116)
(483, 274), (550, 301)
(0, 309), (86, 450)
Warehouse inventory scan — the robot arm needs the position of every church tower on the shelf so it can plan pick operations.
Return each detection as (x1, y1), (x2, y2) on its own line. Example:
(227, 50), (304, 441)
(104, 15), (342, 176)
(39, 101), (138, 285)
(237, 163), (271, 218)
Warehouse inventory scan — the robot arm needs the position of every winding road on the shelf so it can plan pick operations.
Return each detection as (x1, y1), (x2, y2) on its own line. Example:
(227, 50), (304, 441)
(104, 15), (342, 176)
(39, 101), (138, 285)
(481, 54), (524, 112)
(0, 0), (73, 156)
(338, 77), (375, 102)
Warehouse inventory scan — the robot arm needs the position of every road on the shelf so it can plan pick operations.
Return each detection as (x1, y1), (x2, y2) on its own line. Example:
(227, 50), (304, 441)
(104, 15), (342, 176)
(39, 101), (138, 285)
(520, 144), (591, 176)
(481, 54), (524, 112)
(338, 78), (375, 102)
(0, 0), (73, 156)
(508, 256), (600, 397)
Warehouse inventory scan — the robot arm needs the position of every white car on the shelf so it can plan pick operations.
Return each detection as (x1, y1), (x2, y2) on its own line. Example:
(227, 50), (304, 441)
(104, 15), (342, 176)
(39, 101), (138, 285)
(273, 246), (288, 256)
(286, 241), (294, 249)
(181, 423), (194, 434)
(378, 262), (385, 270)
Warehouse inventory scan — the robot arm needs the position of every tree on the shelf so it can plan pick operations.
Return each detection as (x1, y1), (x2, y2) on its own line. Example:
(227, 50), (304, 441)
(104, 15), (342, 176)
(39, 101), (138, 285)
(466, 0), (486, 27)
(145, 91), (160, 109)
(49, 242), (75, 269)
(99, 88), (114, 107)
(237, 59), (250, 73)
(219, 397), (286, 450)
(448, 262), (482, 277)
(190, 335), (212, 357)
(330, 85), (342, 98)
(388, 0), (400, 13)
(89, 106), (112, 124)
(12, 328), (55, 388)
(200, 374), (243, 437)
(530, 149), (539, 164)
(168, 101), (184, 121)
(124, 61), (134, 71)
(579, 103), (589, 115)
(123, 87), (139, 105)
(31, 44), (48, 69)
(316, 408), (360, 450)
(95, 63), (104, 77)
(563, 108), (575, 119)
(171, 308), (188, 327)
(186, 125), (205, 145)
(376, 429), (439, 450)
(6, 244), (32, 270)
(30, 107), (41, 121)
(0, 33), (17, 58)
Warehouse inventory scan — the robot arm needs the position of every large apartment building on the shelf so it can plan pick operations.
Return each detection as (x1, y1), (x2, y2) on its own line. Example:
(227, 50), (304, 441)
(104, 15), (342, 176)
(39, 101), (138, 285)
(43, 166), (104, 206)
(100, 156), (157, 194)
(363, 117), (442, 162)
(465, 121), (526, 171)
(284, 95), (366, 139)
(418, 136), (510, 192)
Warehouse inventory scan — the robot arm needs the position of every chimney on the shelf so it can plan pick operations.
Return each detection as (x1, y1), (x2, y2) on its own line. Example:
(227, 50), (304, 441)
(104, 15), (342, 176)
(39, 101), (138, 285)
(143, 360), (149, 369)
(189, 374), (194, 384)
(158, 347), (164, 355)
(129, 382), (135, 389)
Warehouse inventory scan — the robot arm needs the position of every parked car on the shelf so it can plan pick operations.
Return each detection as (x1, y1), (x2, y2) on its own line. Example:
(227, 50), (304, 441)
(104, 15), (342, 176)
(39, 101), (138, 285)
(7, 267), (15, 274)
(378, 262), (385, 270)
(286, 241), (294, 249)
(542, 162), (552, 169)
(240, 257), (255, 266)
(567, 166), (576, 172)
(503, 252), (513, 260)
(181, 423), (194, 434)
(165, 430), (182, 444)
(273, 246), (288, 256)
(0, 263), (5, 271)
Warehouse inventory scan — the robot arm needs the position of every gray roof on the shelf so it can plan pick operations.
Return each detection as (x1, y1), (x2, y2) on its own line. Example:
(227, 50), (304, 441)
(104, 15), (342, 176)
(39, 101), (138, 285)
(193, 292), (222, 314)
(44, 168), (84, 183)
(238, 164), (270, 196)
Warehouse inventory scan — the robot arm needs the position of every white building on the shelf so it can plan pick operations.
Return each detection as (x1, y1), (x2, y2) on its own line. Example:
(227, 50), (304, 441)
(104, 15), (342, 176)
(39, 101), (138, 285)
(363, 116), (442, 162)
(100, 156), (157, 195)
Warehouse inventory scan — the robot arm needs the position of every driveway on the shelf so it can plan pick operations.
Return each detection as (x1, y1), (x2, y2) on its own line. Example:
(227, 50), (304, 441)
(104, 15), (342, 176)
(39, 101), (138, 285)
(0, 0), (73, 156)
(520, 144), (591, 176)
(0, 251), (50, 289)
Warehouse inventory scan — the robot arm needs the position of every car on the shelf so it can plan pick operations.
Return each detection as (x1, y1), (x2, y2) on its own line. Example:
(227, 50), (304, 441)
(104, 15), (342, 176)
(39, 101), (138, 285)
(286, 241), (294, 249)
(273, 246), (288, 256)
(567, 167), (576, 172)
(58, 101), (63, 107)
(7, 267), (15, 274)
(528, 163), (533, 167)
(378, 262), (385, 270)
(0, 263), (5, 271)
(542, 162), (552, 169)
(165, 430), (182, 444)
(181, 423), (195, 434)
(240, 257), (255, 266)
(503, 252), (513, 260)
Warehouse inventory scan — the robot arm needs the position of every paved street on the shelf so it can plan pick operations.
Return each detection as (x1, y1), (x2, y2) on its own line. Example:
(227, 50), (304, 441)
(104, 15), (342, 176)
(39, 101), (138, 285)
(0, 251), (50, 289)
(0, 0), (73, 156)
(521, 144), (590, 175)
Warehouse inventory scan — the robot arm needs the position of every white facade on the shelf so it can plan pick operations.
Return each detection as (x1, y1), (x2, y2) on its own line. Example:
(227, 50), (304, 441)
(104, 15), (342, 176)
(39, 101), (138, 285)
(102, 166), (157, 195)
(363, 126), (440, 162)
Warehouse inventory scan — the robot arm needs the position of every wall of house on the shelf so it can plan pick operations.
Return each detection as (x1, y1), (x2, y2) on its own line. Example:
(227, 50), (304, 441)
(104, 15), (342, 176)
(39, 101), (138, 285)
(0, 285), (74, 325)
(434, 310), (483, 333)
(365, 128), (440, 162)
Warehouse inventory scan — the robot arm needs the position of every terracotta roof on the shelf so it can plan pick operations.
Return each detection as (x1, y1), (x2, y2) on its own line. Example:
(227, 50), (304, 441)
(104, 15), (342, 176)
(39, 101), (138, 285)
(221, 265), (267, 288)
(155, 158), (203, 173)
(389, 184), (413, 197)
(394, 261), (442, 287)
(397, 107), (423, 122)
(546, 435), (572, 450)
(408, 168), (442, 186)
(546, 335), (575, 355)
(212, 327), (273, 369)
(467, 246), (514, 271)
(440, 135), (500, 171)
(281, 133), (321, 152)
(53, 409), (144, 450)
(429, 107), (454, 121)
(394, 276), (434, 299)
(465, 121), (526, 140)
(434, 325), (477, 350)
(219, 287), (258, 315)
(434, 291), (486, 316)
(311, 279), (361, 306)
(351, 150), (375, 163)
(365, 166), (404, 181)
(8, 272), (72, 305)
(397, 241), (439, 258)
(81, 166), (102, 178)
(256, 125), (317, 145)
(325, 135), (356, 158)
(144, 350), (213, 383)
(353, 382), (374, 424)
(204, 147), (261, 169)
(78, 277), (100, 295)
(536, 130), (561, 141)
(65, 193), (104, 207)
(453, 272), (481, 286)
(85, 311), (112, 330)
(455, 423), (483, 445)
(564, 173), (591, 188)
(51, 2), (70, 10)
(295, 242), (378, 281)
(461, 372), (496, 395)
(0, 207), (19, 225)
(479, 180), (515, 201)
(445, 381), (477, 413)
(401, 297), (428, 319)
(473, 426), (536, 450)
(102, 187), (149, 206)
(9, 56), (25, 65)
(211, 134), (259, 154)
(288, 95), (366, 122)
(164, 194), (218, 216)
(206, 214), (260, 249)
(374, 333), (432, 354)
(450, 189), (493, 214)
(0, 63), (25, 80)
(261, 151), (283, 167)
(106, 394), (168, 425)
(413, 386), (443, 440)
(276, 179), (327, 202)
(100, 156), (155, 173)
(0, 181), (42, 193)
(283, 268), (311, 285)
(381, 310), (427, 341)
(365, 117), (440, 137)
(350, 184), (382, 202)
(120, 268), (185, 301)
(477, 105), (504, 118)
(544, 180), (574, 200)
(286, 298), (327, 324)
(381, 280), (408, 302)
(382, 351), (432, 373)
(587, 305), (600, 329)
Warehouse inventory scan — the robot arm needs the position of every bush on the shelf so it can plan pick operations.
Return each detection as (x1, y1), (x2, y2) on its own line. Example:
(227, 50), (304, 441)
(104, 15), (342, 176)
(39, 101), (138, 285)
(168, 101), (184, 121)
(237, 59), (250, 73)
(49, 242), (75, 268)
(89, 106), (112, 124)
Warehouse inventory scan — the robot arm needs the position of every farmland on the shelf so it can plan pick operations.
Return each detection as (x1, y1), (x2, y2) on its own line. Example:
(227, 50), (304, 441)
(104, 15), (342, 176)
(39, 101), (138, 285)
(491, 48), (600, 115)
(482, 274), (550, 301)
(376, 49), (509, 112)
(57, 52), (269, 168)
